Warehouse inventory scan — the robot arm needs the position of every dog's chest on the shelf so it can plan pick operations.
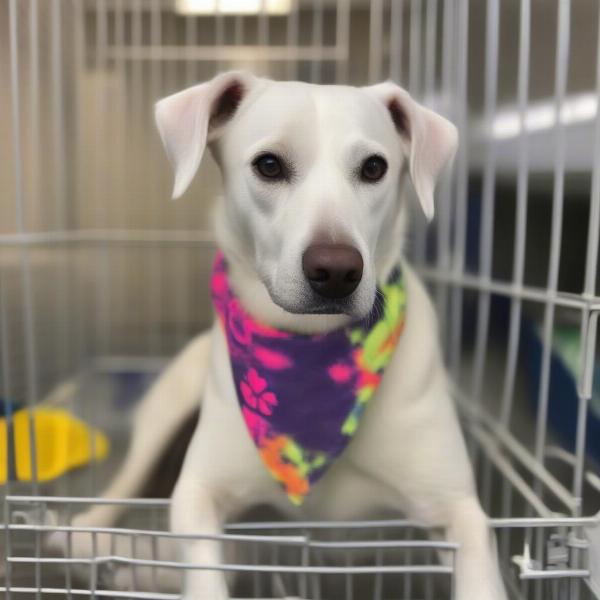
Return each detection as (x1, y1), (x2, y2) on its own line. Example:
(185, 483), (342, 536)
(210, 259), (407, 506)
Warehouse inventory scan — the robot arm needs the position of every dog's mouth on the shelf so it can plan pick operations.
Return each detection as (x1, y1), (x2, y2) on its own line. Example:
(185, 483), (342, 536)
(283, 302), (348, 316)
(267, 283), (371, 318)
(263, 273), (375, 320)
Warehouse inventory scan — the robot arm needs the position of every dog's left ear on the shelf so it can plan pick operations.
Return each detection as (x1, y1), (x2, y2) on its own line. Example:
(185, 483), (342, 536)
(155, 71), (256, 199)
(365, 82), (458, 221)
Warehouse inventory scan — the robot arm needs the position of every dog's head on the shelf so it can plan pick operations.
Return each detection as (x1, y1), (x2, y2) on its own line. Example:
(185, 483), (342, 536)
(155, 72), (457, 320)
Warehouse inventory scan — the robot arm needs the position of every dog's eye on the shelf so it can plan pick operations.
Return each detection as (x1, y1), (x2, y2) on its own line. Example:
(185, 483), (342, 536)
(253, 153), (285, 181)
(360, 155), (388, 183)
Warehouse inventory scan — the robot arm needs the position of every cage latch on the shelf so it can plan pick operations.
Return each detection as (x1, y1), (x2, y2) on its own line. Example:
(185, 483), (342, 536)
(546, 533), (569, 569)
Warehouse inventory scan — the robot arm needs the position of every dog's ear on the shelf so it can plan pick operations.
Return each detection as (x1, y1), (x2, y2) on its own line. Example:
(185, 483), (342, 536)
(365, 82), (458, 221)
(155, 71), (255, 199)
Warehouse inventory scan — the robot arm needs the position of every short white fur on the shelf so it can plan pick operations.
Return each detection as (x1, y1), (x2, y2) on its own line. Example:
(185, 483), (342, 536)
(49, 72), (506, 600)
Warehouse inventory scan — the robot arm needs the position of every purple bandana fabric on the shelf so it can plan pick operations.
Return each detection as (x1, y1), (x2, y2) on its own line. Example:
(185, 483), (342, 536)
(211, 252), (406, 505)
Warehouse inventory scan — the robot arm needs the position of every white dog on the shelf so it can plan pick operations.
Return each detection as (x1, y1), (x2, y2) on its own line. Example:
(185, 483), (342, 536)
(50, 72), (506, 600)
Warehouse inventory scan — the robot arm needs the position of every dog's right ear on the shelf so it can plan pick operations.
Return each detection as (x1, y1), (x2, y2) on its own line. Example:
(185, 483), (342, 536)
(155, 71), (255, 199)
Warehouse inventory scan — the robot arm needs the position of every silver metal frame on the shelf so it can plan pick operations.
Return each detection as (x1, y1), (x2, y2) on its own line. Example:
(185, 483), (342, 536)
(1, 0), (600, 598)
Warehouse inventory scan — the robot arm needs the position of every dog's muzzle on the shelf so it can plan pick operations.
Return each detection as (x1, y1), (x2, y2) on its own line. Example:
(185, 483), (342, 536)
(302, 244), (363, 300)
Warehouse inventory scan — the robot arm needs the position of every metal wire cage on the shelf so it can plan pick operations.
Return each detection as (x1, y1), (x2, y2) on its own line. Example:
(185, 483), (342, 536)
(1, 0), (600, 598)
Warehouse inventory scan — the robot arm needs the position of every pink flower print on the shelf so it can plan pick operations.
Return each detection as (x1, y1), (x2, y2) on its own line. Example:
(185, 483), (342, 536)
(242, 368), (267, 400)
(242, 406), (269, 444)
(257, 391), (277, 415)
(328, 362), (353, 384)
(240, 368), (278, 416)
(252, 321), (292, 339)
(254, 345), (292, 370)
(228, 298), (252, 345)
(211, 271), (227, 298)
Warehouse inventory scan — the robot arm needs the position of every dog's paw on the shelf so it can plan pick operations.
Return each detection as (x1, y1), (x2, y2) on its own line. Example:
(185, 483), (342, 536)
(45, 529), (68, 555)
(41, 510), (65, 554)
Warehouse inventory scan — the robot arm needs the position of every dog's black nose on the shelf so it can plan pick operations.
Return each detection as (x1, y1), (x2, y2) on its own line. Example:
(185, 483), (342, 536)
(302, 244), (363, 300)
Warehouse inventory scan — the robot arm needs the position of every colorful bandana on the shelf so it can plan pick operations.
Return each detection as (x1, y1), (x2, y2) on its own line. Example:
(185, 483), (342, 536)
(211, 252), (406, 505)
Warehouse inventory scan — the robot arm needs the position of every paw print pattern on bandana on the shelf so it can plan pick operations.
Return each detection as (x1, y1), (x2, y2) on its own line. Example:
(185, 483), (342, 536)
(240, 368), (278, 416)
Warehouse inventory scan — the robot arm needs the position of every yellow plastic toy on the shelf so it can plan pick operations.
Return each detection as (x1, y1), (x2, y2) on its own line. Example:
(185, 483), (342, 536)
(0, 407), (109, 484)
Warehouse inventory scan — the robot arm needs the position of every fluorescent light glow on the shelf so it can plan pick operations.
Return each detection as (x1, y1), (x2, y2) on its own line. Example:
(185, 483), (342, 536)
(492, 92), (598, 140)
(175, 0), (292, 15)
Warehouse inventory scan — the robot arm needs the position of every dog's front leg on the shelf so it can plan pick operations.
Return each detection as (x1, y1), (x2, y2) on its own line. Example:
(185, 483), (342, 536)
(62, 332), (211, 533)
(444, 496), (506, 600)
(171, 474), (232, 600)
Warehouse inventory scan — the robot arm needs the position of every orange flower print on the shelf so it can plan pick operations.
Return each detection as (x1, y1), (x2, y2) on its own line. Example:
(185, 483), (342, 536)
(260, 436), (310, 500)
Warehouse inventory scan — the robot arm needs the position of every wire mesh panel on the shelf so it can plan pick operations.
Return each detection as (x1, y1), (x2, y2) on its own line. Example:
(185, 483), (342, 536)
(4, 497), (460, 599)
(1, 0), (600, 598)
